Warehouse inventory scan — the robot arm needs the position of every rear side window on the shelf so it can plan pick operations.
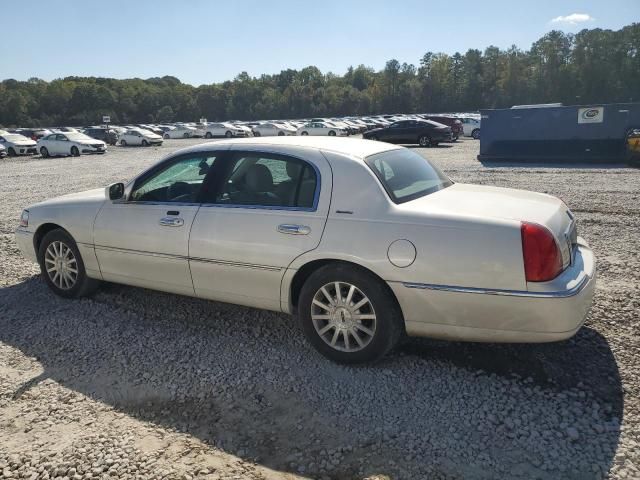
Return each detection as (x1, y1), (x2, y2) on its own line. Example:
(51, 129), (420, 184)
(214, 152), (318, 209)
(365, 149), (452, 204)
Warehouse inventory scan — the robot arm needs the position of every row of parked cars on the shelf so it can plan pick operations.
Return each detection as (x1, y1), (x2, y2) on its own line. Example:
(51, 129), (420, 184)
(0, 113), (481, 158)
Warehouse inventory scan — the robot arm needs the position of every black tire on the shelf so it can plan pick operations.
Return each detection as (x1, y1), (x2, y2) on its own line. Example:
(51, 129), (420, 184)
(142, 139), (149, 147)
(253, 131), (261, 137)
(418, 135), (430, 147)
(298, 263), (404, 364)
(71, 146), (80, 157)
(205, 132), (213, 139)
(163, 133), (170, 139)
(120, 139), (127, 146)
(328, 130), (336, 137)
(301, 131), (309, 136)
(38, 229), (100, 299)
(225, 131), (232, 138)
(183, 133), (189, 138)
(40, 147), (49, 158)
(278, 131), (285, 136)
(472, 129), (480, 140)
(8, 147), (16, 157)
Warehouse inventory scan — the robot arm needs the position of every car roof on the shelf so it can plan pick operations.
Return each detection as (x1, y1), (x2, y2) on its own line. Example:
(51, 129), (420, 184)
(177, 136), (401, 159)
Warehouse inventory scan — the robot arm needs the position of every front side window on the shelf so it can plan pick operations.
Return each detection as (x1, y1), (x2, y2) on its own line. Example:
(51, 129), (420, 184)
(365, 149), (452, 204)
(214, 153), (317, 209)
(130, 154), (217, 203)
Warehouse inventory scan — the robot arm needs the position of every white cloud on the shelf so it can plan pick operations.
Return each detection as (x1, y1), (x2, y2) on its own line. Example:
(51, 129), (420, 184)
(550, 13), (595, 25)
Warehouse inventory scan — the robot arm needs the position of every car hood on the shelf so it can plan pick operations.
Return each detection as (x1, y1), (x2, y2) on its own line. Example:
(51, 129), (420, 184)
(11, 140), (37, 146)
(31, 188), (106, 209)
(144, 134), (162, 139)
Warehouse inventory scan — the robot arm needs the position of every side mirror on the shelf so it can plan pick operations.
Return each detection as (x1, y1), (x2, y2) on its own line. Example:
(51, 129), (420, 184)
(107, 182), (125, 201)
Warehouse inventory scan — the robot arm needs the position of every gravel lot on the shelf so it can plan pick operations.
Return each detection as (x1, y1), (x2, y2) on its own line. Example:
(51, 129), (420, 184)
(0, 138), (638, 480)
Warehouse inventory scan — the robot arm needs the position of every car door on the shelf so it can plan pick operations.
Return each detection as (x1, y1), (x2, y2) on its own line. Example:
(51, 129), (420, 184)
(51, 134), (67, 155)
(189, 146), (332, 311)
(93, 151), (221, 296)
(384, 122), (404, 143)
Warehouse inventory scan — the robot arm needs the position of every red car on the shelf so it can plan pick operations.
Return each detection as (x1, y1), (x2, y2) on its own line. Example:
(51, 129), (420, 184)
(422, 116), (463, 140)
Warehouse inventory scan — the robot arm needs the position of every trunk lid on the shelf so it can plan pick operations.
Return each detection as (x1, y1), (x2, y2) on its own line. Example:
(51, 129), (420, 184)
(403, 183), (577, 268)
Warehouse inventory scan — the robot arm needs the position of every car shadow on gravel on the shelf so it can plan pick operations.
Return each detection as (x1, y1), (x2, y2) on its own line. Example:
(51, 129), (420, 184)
(1, 278), (624, 479)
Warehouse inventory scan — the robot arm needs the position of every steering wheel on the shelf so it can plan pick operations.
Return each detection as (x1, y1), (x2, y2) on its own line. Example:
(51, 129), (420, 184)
(166, 182), (192, 201)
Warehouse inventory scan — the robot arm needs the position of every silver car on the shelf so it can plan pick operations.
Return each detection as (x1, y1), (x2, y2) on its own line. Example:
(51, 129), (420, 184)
(15, 137), (596, 363)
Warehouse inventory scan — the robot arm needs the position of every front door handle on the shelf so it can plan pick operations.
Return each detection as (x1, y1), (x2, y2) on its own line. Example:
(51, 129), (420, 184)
(278, 224), (311, 235)
(159, 217), (184, 227)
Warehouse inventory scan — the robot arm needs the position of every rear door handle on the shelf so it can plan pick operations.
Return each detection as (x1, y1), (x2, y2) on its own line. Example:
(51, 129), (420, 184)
(159, 217), (184, 227)
(278, 224), (311, 235)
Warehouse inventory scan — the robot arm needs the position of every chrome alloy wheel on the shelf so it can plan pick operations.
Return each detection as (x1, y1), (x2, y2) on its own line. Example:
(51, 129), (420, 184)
(44, 241), (78, 290)
(311, 282), (377, 352)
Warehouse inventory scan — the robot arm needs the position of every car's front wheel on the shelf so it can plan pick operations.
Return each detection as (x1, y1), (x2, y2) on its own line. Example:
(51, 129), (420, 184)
(328, 130), (336, 136)
(142, 139), (149, 147)
(40, 147), (49, 158)
(70, 146), (80, 157)
(38, 229), (100, 298)
(298, 264), (404, 364)
(8, 147), (16, 157)
(418, 135), (430, 147)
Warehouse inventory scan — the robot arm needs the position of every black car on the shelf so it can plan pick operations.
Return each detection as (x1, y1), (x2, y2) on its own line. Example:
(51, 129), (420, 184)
(362, 119), (452, 147)
(84, 127), (118, 145)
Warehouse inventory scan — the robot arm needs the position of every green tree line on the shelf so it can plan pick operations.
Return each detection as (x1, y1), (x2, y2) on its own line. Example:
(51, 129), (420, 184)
(1, 24), (638, 127)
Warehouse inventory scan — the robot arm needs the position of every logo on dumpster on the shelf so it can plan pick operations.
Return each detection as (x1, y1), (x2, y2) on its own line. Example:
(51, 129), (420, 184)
(582, 109), (600, 119)
(578, 107), (604, 124)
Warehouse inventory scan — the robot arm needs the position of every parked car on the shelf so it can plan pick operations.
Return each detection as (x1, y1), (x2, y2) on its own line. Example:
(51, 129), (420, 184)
(118, 128), (163, 147)
(459, 116), (481, 139)
(423, 116), (463, 140)
(163, 125), (197, 139)
(363, 119), (452, 146)
(297, 122), (348, 136)
(0, 133), (38, 156)
(14, 137), (596, 364)
(204, 123), (248, 138)
(252, 122), (297, 137)
(37, 132), (107, 157)
(0, 144), (6, 158)
(84, 127), (118, 146)
(12, 128), (53, 141)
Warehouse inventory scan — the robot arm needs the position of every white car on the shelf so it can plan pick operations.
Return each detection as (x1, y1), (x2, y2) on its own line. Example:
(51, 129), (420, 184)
(204, 123), (248, 138)
(297, 122), (348, 137)
(459, 117), (481, 139)
(15, 137), (595, 364)
(118, 129), (163, 147)
(37, 132), (107, 157)
(163, 126), (197, 139)
(0, 133), (38, 156)
(252, 122), (297, 137)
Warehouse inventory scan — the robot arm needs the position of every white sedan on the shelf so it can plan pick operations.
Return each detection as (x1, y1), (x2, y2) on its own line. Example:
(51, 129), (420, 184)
(15, 137), (595, 364)
(252, 122), (297, 137)
(459, 116), (481, 139)
(37, 132), (107, 157)
(118, 129), (163, 147)
(0, 133), (38, 156)
(163, 126), (197, 139)
(297, 122), (348, 137)
(0, 144), (6, 158)
(203, 123), (248, 138)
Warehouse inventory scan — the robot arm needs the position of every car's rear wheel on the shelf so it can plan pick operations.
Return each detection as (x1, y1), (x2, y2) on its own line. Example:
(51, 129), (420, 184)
(472, 128), (480, 140)
(205, 132), (213, 139)
(298, 263), (403, 364)
(120, 139), (127, 146)
(183, 133), (189, 138)
(163, 133), (170, 139)
(328, 130), (336, 136)
(418, 135), (430, 147)
(278, 131), (285, 136)
(38, 229), (100, 299)
(40, 147), (49, 158)
(253, 131), (261, 137)
(70, 146), (80, 157)
(142, 139), (149, 147)
(301, 131), (309, 136)
(8, 147), (16, 157)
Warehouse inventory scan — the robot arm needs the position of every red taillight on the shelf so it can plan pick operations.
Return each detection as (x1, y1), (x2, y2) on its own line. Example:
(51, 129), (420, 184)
(520, 222), (563, 282)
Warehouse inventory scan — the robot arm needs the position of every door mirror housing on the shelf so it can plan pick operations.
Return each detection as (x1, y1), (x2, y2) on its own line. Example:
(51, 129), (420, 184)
(107, 182), (125, 201)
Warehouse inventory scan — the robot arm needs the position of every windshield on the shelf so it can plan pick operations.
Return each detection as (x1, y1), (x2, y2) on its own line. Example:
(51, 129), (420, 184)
(365, 148), (452, 204)
(66, 132), (94, 141)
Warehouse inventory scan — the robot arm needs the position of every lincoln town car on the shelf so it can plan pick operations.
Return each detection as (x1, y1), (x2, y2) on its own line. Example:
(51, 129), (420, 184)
(15, 137), (596, 363)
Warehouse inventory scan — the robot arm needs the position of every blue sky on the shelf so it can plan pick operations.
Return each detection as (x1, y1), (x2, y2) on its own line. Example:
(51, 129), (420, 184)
(2, 0), (637, 85)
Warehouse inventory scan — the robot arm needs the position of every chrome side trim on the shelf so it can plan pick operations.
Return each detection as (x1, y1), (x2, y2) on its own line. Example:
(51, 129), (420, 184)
(92, 244), (281, 271)
(402, 275), (590, 298)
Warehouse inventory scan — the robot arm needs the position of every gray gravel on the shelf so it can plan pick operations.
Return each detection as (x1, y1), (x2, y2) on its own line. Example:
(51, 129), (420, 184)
(0, 138), (639, 479)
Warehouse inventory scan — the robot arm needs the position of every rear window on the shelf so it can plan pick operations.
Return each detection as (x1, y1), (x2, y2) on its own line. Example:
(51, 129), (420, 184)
(365, 149), (452, 204)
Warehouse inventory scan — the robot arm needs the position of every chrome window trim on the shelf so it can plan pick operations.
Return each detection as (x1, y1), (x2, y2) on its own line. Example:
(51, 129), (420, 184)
(402, 275), (590, 298)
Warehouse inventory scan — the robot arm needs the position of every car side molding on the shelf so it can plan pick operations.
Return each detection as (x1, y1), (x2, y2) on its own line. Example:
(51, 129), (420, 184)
(402, 275), (590, 298)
